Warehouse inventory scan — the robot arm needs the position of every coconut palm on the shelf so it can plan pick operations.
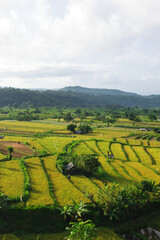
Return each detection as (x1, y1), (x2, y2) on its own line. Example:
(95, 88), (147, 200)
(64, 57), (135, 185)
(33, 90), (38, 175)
(7, 146), (14, 160)
(61, 201), (89, 221)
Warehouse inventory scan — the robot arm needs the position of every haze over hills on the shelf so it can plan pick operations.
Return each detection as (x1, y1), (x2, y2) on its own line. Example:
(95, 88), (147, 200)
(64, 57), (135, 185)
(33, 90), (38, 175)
(58, 86), (160, 99)
(59, 86), (139, 96)
(0, 86), (160, 108)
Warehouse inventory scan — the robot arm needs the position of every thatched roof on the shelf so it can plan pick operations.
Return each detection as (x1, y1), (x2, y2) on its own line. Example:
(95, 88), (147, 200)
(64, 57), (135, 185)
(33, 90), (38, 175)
(65, 162), (74, 171)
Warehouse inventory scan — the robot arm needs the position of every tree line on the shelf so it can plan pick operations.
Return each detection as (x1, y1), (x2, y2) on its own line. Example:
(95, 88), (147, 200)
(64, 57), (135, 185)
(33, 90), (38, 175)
(0, 87), (160, 107)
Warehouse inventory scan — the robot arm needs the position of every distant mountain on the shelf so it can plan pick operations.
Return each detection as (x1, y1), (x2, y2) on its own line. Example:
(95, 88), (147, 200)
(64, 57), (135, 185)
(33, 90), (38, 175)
(59, 86), (138, 96)
(0, 87), (160, 108)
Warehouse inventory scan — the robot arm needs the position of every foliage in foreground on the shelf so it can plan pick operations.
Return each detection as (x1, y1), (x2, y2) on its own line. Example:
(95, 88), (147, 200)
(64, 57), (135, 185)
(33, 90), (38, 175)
(61, 201), (89, 222)
(66, 220), (96, 240)
(0, 190), (8, 209)
(0, 227), (123, 240)
(98, 180), (158, 221)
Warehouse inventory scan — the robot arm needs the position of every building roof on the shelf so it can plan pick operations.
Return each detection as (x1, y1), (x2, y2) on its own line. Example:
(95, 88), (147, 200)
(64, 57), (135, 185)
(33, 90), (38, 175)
(140, 128), (146, 131)
(75, 130), (82, 134)
(65, 162), (74, 171)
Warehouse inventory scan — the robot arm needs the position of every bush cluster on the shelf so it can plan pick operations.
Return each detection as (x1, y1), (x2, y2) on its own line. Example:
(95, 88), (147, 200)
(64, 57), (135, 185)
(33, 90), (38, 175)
(20, 158), (31, 201)
(56, 153), (100, 176)
(98, 180), (157, 221)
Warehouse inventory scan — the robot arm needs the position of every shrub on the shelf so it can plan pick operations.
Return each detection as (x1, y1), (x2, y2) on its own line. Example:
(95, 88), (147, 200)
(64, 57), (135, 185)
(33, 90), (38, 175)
(61, 201), (89, 222)
(63, 112), (73, 122)
(137, 180), (156, 193)
(153, 127), (160, 133)
(20, 158), (31, 201)
(0, 191), (9, 209)
(98, 181), (159, 221)
(38, 150), (49, 157)
(74, 154), (100, 175)
(78, 124), (92, 134)
(67, 124), (77, 133)
(57, 153), (100, 175)
(7, 146), (14, 160)
(66, 220), (96, 240)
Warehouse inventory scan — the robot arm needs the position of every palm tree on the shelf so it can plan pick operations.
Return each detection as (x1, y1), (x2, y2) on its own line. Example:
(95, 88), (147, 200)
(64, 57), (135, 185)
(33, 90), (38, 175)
(61, 201), (89, 222)
(71, 201), (89, 220)
(7, 146), (14, 160)
(61, 204), (72, 221)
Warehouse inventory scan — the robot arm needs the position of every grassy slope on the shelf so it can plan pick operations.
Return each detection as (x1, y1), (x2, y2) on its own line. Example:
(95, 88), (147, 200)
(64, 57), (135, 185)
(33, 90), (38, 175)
(0, 227), (123, 239)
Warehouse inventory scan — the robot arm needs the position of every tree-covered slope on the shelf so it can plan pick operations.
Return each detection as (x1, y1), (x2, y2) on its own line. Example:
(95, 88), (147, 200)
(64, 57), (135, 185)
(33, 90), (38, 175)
(0, 87), (160, 107)
(59, 86), (138, 96)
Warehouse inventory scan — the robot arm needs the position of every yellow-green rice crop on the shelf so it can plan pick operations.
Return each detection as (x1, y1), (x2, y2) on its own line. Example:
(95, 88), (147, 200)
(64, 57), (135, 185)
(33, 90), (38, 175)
(124, 145), (138, 162)
(28, 140), (46, 152)
(0, 153), (6, 160)
(69, 127), (130, 141)
(0, 136), (30, 142)
(0, 160), (23, 197)
(26, 157), (53, 207)
(72, 142), (93, 155)
(149, 141), (160, 148)
(127, 162), (160, 184)
(132, 146), (152, 165)
(127, 139), (141, 146)
(147, 148), (160, 164)
(117, 161), (144, 182)
(96, 128), (129, 140)
(111, 161), (134, 182)
(117, 118), (133, 123)
(116, 138), (127, 144)
(98, 156), (118, 179)
(42, 156), (89, 206)
(98, 157), (128, 184)
(141, 140), (149, 147)
(111, 143), (127, 161)
(90, 177), (107, 189)
(37, 137), (73, 153)
(0, 120), (65, 133)
(85, 140), (101, 155)
(70, 175), (100, 202)
(97, 141), (110, 156)
(150, 164), (160, 175)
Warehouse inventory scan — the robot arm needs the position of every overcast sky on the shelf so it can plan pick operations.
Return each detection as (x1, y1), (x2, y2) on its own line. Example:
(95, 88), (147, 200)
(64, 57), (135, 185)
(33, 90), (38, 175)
(0, 0), (160, 95)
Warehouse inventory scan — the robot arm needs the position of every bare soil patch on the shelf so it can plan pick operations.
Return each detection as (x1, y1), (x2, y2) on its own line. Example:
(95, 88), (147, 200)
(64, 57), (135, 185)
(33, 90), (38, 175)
(0, 141), (34, 158)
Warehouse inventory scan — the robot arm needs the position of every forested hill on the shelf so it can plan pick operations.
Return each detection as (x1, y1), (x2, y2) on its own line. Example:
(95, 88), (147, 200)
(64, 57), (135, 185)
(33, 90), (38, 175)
(59, 86), (138, 96)
(0, 87), (160, 108)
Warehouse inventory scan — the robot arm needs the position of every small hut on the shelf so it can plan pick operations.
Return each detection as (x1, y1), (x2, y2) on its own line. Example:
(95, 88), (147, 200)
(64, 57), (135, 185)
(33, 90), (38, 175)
(140, 128), (146, 131)
(65, 162), (74, 171)
(107, 151), (114, 159)
(75, 130), (82, 135)
(64, 162), (76, 175)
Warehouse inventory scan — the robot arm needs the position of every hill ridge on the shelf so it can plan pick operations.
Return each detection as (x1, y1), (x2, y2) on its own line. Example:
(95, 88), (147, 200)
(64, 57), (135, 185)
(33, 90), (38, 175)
(0, 86), (160, 107)
(58, 86), (139, 97)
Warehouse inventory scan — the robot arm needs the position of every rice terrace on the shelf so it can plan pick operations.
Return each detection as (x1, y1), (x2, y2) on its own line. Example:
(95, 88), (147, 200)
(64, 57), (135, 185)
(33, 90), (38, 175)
(1, 0), (160, 238)
(0, 107), (160, 240)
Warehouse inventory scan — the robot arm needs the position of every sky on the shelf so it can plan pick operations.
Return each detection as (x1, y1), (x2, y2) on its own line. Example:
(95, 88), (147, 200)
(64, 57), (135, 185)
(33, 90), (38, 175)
(0, 0), (160, 95)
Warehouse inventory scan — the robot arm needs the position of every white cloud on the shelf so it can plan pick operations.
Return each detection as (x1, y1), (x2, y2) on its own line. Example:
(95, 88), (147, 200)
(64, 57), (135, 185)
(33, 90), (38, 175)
(0, 0), (159, 94)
